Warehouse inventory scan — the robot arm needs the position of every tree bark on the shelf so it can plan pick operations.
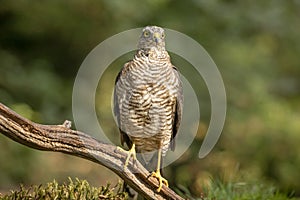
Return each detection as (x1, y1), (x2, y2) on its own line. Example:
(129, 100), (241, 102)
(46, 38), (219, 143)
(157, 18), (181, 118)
(0, 103), (184, 200)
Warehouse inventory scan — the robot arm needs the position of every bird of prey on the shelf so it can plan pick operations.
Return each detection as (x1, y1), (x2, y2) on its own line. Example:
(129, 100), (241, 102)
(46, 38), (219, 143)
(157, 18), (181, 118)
(114, 25), (183, 192)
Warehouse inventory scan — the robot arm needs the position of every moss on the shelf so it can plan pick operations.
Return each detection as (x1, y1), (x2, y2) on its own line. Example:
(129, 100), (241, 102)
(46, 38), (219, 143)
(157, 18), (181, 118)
(0, 178), (128, 200)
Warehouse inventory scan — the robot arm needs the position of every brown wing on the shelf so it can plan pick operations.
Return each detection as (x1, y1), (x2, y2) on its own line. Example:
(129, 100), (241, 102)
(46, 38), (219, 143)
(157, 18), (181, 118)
(170, 66), (183, 151)
(113, 62), (133, 148)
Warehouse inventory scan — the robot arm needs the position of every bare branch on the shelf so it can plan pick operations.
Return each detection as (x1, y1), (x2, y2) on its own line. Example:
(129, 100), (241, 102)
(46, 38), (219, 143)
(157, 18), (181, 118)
(0, 103), (184, 200)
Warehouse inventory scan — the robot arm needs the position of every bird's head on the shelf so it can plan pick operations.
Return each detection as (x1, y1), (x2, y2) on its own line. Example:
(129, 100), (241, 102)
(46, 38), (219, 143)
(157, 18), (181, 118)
(138, 26), (166, 51)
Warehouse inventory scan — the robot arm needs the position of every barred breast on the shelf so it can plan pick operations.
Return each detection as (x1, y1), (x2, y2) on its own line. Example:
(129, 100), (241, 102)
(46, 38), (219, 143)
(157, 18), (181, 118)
(115, 49), (181, 156)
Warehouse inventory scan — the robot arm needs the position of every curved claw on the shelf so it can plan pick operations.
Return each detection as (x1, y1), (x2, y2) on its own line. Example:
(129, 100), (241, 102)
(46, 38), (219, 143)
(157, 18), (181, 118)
(150, 170), (169, 192)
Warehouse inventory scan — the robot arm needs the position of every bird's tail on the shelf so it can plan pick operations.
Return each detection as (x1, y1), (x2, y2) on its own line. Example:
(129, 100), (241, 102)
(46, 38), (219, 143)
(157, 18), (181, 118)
(138, 151), (164, 175)
(122, 182), (139, 200)
(122, 151), (160, 200)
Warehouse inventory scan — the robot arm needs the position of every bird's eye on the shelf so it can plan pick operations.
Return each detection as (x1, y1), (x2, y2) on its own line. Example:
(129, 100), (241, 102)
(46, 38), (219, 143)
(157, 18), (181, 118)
(161, 32), (165, 38)
(143, 30), (150, 37)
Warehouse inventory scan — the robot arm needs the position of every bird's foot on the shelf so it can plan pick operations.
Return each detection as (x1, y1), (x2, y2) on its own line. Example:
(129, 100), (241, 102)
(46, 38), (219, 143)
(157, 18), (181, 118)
(150, 170), (168, 192)
(116, 144), (136, 170)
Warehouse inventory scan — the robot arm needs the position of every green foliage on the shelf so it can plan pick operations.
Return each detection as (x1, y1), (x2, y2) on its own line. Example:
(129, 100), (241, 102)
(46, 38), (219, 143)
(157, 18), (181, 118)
(0, 178), (127, 200)
(2, 179), (297, 200)
(176, 181), (299, 200)
(204, 182), (294, 200)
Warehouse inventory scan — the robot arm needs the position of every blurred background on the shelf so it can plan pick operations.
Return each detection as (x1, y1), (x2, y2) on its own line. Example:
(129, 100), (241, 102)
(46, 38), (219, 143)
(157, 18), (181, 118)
(0, 0), (299, 197)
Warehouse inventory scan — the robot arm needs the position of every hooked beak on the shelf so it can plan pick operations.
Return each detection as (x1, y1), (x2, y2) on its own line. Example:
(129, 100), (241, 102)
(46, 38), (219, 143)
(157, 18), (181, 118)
(153, 32), (161, 44)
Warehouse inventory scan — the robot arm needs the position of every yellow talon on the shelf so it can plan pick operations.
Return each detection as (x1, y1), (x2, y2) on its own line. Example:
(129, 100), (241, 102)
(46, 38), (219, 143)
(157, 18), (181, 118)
(117, 143), (136, 169)
(148, 148), (168, 192)
(150, 170), (168, 192)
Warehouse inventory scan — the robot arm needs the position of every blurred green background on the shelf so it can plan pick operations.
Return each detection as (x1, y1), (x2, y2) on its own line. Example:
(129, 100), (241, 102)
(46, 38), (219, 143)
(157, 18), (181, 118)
(0, 0), (300, 197)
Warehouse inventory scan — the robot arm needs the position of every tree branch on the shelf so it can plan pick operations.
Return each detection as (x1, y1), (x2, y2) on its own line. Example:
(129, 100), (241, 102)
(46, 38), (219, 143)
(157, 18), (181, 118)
(0, 103), (184, 200)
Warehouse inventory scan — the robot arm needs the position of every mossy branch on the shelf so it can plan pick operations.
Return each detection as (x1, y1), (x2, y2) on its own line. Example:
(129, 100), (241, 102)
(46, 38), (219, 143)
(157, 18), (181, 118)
(0, 103), (184, 200)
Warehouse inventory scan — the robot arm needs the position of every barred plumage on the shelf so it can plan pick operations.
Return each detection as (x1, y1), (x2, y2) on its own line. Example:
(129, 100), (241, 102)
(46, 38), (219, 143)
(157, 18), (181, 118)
(114, 26), (183, 192)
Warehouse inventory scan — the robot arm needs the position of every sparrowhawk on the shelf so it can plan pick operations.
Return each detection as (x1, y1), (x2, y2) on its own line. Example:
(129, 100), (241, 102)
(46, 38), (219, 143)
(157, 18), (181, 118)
(114, 26), (183, 192)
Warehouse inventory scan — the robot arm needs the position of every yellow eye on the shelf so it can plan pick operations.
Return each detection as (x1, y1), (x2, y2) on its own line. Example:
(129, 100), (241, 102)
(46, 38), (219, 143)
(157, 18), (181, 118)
(143, 30), (150, 37)
(161, 32), (165, 38)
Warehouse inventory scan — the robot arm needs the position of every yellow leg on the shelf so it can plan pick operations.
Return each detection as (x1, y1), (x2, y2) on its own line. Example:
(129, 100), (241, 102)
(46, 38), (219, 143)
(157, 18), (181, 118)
(117, 143), (136, 169)
(150, 148), (168, 192)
